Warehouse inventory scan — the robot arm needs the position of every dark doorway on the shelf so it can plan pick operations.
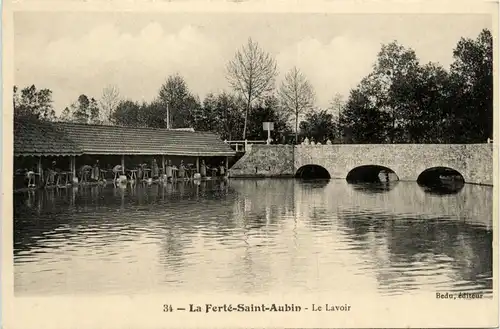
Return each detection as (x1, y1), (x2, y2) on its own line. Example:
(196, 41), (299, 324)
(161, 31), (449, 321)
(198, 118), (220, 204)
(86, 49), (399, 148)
(417, 167), (465, 195)
(346, 165), (399, 183)
(295, 165), (331, 179)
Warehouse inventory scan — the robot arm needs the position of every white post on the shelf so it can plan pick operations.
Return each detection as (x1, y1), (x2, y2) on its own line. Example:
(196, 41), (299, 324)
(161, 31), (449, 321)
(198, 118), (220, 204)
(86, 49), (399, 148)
(121, 155), (125, 174)
(267, 129), (271, 144)
(196, 157), (200, 172)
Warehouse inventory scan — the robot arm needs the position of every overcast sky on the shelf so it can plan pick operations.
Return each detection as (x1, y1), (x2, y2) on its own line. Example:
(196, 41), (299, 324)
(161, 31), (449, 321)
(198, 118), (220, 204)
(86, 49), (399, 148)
(14, 12), (491, 115)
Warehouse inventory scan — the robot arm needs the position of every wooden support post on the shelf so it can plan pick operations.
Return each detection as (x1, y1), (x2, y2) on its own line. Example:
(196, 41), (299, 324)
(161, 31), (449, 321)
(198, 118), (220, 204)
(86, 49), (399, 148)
(225, 156), (229, 172)
(71, 156), (76, 181)
(196, 157), (200, 173)
(121, 155), (125, 174)
(162, 155), (165, 174)
(37, 156), (43, 184)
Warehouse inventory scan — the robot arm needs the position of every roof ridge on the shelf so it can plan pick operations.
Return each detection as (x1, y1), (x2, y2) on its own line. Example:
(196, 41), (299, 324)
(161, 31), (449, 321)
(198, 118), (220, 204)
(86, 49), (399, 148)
(55, 121), (216, 135)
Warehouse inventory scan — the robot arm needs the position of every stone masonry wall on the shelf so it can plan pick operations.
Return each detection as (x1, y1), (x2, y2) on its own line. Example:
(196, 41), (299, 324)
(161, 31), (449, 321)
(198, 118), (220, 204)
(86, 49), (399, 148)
(228, 143), (493, 185)
(294, 144), (494, 185)
(229, 144), (295, 178)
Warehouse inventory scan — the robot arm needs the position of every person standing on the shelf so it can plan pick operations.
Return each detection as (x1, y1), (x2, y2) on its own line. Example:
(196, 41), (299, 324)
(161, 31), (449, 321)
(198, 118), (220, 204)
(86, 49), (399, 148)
(112, 164), (123, 181)
(91, 160), (100, 181)
(165, 160), (173, 182)
(200, 160), (207, 178)
(178, 160), (185, 179)
(219, 161), (226, 177)
(152, 158), (159, 179)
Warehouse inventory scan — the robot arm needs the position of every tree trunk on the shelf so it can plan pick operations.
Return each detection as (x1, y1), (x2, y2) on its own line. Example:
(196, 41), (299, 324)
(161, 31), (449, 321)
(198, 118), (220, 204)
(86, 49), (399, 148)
(295, 112), (299, 144)
(243, 98), (251, 140)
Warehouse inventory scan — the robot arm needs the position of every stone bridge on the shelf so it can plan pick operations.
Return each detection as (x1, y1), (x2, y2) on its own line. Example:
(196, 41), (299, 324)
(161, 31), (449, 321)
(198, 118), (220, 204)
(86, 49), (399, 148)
(229, 144), (494, 185)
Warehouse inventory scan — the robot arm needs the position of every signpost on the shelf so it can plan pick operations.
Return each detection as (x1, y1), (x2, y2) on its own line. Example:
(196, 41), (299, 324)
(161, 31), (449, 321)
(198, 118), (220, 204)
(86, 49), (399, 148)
(263, 122), (274, 145)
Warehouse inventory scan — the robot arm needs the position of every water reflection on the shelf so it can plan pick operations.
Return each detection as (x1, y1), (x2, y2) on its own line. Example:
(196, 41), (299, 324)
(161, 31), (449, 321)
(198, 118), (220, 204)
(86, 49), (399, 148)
(296, 179), (330, 189)
(14, 179), (492, 296)
(349, 181), (399, 194)
(418, 181), (465, 195)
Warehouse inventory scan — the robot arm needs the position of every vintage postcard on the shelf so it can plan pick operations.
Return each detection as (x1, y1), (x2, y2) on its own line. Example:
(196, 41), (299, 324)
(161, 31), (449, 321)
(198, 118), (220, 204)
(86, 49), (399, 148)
(2, 0), (498, 328)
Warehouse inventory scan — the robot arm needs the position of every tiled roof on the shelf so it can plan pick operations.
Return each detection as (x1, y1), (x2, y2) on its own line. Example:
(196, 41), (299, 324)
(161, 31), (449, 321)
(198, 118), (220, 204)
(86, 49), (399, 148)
(14, 119), (83, 156)
(14, 120), (236, 157)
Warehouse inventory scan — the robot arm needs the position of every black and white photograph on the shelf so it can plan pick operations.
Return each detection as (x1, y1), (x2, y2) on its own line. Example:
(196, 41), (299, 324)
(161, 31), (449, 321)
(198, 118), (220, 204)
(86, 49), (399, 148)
(3, 1), (498, 328)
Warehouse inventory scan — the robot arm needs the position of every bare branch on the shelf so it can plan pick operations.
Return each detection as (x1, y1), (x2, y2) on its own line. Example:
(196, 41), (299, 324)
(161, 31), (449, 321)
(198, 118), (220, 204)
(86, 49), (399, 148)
(226, 37), (278, 139)
(278, 67), (315, 141)
(99, 85), (121, 124)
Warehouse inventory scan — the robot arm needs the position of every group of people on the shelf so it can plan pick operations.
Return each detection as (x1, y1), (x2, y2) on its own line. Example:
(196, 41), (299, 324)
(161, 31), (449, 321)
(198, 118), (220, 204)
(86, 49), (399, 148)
(18, 157), (229, 189)
(163, 159), (227, 181)
(19, 160), (69, 188)
(300, 137), (333, 146)
(89, 158), (228, 183)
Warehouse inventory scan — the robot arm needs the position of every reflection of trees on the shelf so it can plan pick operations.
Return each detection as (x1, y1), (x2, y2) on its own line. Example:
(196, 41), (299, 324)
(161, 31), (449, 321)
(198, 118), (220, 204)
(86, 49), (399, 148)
(294, 180), (493, 294)
(338, 215), (492, 293)
(225, 179), (296, 292)
(13, 181), (240, 258)
(14, 178), (493, 295)
(230, 179), (295, 227)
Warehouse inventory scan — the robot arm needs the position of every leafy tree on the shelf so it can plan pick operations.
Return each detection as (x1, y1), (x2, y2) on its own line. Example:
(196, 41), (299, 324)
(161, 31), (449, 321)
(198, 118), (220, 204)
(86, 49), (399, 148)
(226, 37), (278, 140)
(359, 41), (421, 143)
(403, 62), (451, 143)
(13, 85), (56, 121)
(339, 88), (392, 143)
(72, 94), (90, 123)
(63, 94), (101, 124)
(339, 30), (493, 144)
(448, 29), (493, 142)
(196, 92), (245, 140)
(246, 95), (292, 143)
(158, 74), (199, 128)
(89, 98), (100, 124)
(111, 100), (142, 126)
(299, 109), (336, 144)
(278, 67), (316, 144)
(60, 107), (72, 122)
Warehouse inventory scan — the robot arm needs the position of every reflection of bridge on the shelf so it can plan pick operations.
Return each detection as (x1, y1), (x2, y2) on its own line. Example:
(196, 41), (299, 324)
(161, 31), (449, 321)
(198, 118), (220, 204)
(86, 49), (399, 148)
(229, 144), (494, 185)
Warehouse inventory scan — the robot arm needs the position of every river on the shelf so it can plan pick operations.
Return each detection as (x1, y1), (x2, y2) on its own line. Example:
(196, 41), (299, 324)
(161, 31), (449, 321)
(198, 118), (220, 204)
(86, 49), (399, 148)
(13, 178), (493, 297)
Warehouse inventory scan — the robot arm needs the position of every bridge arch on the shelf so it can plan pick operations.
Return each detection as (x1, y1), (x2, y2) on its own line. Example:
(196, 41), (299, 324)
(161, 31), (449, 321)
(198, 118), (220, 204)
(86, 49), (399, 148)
(295, 164), (331, 179)
(346, 165), (399, 183)
(417, 166), (465, 194)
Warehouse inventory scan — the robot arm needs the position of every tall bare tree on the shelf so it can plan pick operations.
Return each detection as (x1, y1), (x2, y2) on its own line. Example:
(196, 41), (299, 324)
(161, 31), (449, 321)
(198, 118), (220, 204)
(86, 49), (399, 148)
(278, 67), (315, 143)
(99, 85), (121, 124)
(328, 93), (345, 141)
(226, 37), (277, 140)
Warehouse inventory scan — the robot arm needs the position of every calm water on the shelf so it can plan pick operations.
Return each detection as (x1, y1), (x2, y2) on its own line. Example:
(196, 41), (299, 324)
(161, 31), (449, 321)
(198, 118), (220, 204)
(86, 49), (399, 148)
(14, 179), (493, 297)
